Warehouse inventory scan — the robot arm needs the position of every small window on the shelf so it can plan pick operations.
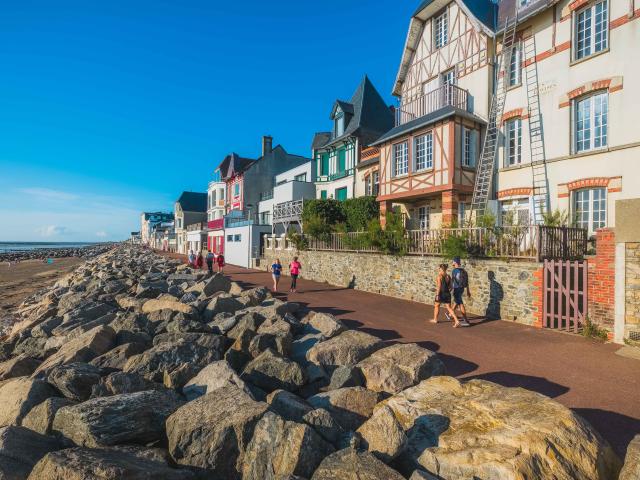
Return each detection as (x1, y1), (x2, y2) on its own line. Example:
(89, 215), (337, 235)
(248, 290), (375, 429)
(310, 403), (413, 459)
(294, 173), (307, 182)
(418, 206), (430, 230)
(574, 92), (608, 153)
(393, 141), (409, 177)
(260, 212), (271, 224)
(574, 0), (608, 61)
(458, 202), (467, 227)
(505, 119), (522, 165)
(227, 235), (233, 242)
(509, 40), (522, 87)
(372, 171), (379, 196)
(462, 128), (477, 167)
(320, 190), (327, 199)
(335, 187), (348, 201)
(434, 10), (448, 48)
(234, 183), (240, 197)
(415, 133), (433, 171)
(501, 198), (530, 226)
(234, 234), (241, 242)
(574, 188), (606, 234)
(364, 175), (371, 196)
(335, 115), (345, 137)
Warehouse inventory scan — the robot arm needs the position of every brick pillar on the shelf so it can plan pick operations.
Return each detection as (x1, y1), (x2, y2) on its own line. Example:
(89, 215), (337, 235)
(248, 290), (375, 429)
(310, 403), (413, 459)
(532, 266), (544, 328)
(442, 190), (458, 227)
(587, 228), (616, 329)
(379, 200), (393, 228)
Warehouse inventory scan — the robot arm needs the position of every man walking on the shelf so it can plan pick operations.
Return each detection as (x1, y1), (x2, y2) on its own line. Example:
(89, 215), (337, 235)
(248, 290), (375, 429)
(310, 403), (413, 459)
(205, 250), (215, 274)
(451, 257), (471, 326)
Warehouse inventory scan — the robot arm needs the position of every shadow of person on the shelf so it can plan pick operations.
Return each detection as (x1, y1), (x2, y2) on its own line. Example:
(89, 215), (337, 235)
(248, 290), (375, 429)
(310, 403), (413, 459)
(485, 271), (504, 320)
(347, 275), (356, 289)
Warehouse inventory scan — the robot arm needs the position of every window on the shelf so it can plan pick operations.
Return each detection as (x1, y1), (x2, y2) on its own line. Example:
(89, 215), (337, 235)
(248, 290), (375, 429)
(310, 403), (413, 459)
(574, 92), (608, 153)
(372, 171), (380, 196)
(415, 133), (433, 171)
(319, 152), (329, 176)
(440, 69), (456, 105)
(393, 141), (408, 177)
(294, 173), (307, 182)
(417, 206), (430, 230)
(365, 175), (371, 196)
(574, 188), (606, 233)
(335, 187), (348, 201)
(509, 40), (522, 87)
(227, 234), (233, 242)
(505, 119), (522, 165)
(234, 183), (240, 197)
(575, 0), (608, 61)
(434, 10), (448, 48)
(335, 115), (345, 137)
(462, 128), (477, 167)
(260, 212), (271, 224)
(177, 218), (182, 229)
(234, 234), (241, 242)
(320, 190), (327, 199)
(337, 148), (346, 172)
(458, 202), (467, 227)
(501, 198), (530, 226)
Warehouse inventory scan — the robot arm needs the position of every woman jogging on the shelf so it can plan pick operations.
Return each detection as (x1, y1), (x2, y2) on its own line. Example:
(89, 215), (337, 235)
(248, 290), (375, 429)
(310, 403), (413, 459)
(270, 258), (282, 292)
(430, 263), (460, 327)
(289, 256), (301, 293)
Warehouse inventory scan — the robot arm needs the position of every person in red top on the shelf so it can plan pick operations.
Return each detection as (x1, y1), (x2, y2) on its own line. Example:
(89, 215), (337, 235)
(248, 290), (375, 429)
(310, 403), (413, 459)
(289, 256), (301, 293)
(216, 253), (225, 274)
(196, 252), (204, 269)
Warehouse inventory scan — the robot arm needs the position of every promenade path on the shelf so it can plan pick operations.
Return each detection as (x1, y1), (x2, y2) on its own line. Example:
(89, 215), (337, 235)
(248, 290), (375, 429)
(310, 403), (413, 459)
(160, 252), (640, 457)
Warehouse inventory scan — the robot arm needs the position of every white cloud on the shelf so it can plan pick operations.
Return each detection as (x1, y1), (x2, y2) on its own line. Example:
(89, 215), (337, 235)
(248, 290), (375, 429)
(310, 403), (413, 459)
(36, 225), (70, 237)
(95, 231), (107, 238)
(20, 188), (79, 202)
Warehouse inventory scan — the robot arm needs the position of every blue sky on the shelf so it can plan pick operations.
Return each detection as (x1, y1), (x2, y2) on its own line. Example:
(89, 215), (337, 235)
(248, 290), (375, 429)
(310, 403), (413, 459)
(0, 0), (414, 241)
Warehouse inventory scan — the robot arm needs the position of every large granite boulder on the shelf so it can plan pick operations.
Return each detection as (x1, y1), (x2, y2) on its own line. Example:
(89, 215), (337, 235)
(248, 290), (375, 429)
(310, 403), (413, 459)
(266, 390), (313, 422)
(52, 390), (183, 447)
(0, 354), (41, 380)
(124, 336), (227, 382)
(91, 371), (166, 397)
(241, 349), (306, 393)
(242, 411), (334, 480)
(356, 405), (407, 462)
(302, 408), (345, 447)
(141, 298), (197, 316)
(203, 294), (244, 321)
(0, 377), (57, 427)
(187, 273), (231, 296)
(32, 325), (116, 377)
(357, 343), (444, 394)
(182, 360), (251, 401)
(302, 312), (345, 339)
(327, 365), (364, 390)
(90, 342), (147, 371)
(379, 376), (621, 480)
(306, 330), (383, 369)
(226, 311), (263, 340)
(308, 387), (381, 432)
(47, 362), (102, 401)
(166, 385), (269, 479)
(28, 446), (195, 479)
(311, 448), (405, 480)
(620, 434), (640, 480)
(22, 397), (75, 435)
(0, 426), (63, 480)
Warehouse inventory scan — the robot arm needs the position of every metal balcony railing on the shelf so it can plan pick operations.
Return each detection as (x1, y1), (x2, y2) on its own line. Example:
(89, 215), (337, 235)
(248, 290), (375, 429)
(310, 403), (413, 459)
(396, 84), (469, 127)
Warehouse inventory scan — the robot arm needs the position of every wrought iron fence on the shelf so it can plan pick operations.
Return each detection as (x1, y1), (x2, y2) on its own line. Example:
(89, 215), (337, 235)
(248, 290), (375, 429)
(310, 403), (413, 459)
(294, 225), (587, 261)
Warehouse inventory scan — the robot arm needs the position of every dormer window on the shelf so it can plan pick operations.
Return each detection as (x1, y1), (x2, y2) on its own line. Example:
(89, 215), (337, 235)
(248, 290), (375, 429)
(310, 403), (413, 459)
(335, 113), (345, 137)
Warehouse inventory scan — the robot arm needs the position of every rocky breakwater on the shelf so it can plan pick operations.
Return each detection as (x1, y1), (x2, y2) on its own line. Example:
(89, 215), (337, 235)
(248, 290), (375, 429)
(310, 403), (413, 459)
(0, 245), (626, 479)
(0, 243), (115, 263)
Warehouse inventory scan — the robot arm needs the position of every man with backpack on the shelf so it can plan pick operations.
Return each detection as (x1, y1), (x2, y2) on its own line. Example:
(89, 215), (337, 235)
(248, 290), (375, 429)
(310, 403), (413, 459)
(451, 257), (471, 327)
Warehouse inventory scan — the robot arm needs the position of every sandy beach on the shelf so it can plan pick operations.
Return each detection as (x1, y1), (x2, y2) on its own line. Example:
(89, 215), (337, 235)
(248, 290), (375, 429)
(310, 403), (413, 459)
(0, 257), (83, 319)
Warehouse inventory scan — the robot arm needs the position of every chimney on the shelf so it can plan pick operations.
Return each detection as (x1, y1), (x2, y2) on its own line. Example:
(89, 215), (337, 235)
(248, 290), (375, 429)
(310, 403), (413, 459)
(262, 135), (273, 156)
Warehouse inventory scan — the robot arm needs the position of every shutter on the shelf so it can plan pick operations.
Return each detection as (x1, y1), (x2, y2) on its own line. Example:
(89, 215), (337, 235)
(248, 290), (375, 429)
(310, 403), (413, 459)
(471, 130), (477, 167)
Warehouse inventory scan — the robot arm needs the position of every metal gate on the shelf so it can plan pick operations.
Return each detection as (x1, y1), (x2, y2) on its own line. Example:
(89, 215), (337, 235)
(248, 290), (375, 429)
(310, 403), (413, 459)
(542, 260), (588, 332)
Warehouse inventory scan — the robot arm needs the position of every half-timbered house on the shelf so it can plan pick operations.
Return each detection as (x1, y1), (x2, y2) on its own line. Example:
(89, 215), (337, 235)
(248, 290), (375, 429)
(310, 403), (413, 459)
(373, 0), (496, 228)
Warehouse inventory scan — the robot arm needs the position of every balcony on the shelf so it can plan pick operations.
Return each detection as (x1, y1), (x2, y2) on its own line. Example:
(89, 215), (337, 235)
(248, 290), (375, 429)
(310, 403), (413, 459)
(207, 218), (224, 230)
(395, 84), (469, 127)
(186, 222), (206, 232)
(317, 168), (354, 183)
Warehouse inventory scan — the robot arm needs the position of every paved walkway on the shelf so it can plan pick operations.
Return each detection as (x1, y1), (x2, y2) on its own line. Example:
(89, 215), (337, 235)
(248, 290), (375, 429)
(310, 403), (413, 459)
(161, 253), (640, 456)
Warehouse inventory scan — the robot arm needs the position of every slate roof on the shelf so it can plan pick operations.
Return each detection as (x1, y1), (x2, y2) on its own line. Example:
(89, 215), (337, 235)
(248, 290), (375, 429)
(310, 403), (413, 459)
(217, 152), (256, 180)
(371, 106), (486, 146)
(313, 75), (395, 150)
(176, 191), (207, 212)
(311, 132), (332, 150)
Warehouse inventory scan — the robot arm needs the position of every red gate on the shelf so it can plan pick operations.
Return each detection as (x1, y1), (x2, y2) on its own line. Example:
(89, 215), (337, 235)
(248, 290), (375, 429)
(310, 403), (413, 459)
(542, 260), (588, 332)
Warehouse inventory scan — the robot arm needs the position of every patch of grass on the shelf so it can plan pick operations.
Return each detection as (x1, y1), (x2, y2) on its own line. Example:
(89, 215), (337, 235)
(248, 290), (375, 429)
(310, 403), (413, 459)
(582, 318), (609, 341)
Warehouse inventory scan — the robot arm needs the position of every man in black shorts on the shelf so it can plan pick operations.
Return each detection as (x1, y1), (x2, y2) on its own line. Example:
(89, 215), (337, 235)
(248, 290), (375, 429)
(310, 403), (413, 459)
(451, 257), (471, 327)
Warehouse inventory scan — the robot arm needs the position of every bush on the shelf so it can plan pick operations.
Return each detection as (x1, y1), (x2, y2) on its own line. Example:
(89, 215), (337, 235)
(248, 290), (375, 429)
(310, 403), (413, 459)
(442, 234), (468, 259)
(343, 196), (379, 231)
(367, 212), (408, 256)
(303, 213), (333, 242)
(542, 209), (569, 227)
(287, 227), (308, 251)
(302, 199), (345, 226)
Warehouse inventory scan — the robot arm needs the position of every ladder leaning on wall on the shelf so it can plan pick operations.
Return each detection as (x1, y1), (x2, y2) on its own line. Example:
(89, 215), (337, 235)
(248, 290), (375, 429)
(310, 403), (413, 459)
(470, 12), (519, 218)
(523, 32), (549, 224)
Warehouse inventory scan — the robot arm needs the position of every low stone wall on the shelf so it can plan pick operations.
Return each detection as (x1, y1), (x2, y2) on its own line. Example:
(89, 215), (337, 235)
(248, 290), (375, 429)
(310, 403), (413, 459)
(261, 249), (542, 325)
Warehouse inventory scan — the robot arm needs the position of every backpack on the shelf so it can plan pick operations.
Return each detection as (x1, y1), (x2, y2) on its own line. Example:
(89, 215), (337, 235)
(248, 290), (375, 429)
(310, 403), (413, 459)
(456, 268), (469, 289)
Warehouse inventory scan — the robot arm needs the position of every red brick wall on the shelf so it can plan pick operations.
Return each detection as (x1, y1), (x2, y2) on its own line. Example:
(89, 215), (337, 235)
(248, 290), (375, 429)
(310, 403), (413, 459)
(587, 228), (616, 328)
(532, 267), (544, 328)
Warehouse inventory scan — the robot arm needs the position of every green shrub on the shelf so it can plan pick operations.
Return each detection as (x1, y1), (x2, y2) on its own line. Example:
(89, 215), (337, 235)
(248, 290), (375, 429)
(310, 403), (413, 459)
(287, 227), (308, 251)
(303, 213), (332, 242)
(343, 196), (379, 231)
(542, 209), (569, 227)
(366, 212), (407, 256)
(442, 233), (468, 259)
(302, 199), (345, 226)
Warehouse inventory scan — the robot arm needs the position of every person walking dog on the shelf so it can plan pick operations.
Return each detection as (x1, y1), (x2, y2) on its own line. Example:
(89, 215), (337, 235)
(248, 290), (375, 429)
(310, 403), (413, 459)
(451, 257), (471, 326)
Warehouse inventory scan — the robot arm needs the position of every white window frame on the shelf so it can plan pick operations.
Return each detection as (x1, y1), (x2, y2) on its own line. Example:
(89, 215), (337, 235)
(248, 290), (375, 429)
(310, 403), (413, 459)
(500, 198), (531, 226)
(574, 91), (608, 153)
(574, 0), (608, 61)
(393, 141), (409, 177)
(573, 187), (606, 234)
(458, 202), (467, 227)
(364, 175), (371, 196)
(434, 10), (448, 49)
(462, 127), (477, 167)
(505, 118), (522, 166)
(508, 40), (522, 87)
(372, 170), (380, 196)
(418, 206), (430, 230)
(335, 114), (345, 137)
(414, 133), (433, 171)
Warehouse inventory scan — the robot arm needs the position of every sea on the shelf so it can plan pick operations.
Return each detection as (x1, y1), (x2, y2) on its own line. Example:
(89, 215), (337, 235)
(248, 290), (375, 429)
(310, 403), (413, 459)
(0, 242), (97, 253)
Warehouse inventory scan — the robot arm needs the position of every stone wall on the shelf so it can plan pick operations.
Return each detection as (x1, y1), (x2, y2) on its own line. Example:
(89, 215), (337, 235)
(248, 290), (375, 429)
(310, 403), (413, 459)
(625, 242), (640, 337)
(261, 249), (542, 325)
